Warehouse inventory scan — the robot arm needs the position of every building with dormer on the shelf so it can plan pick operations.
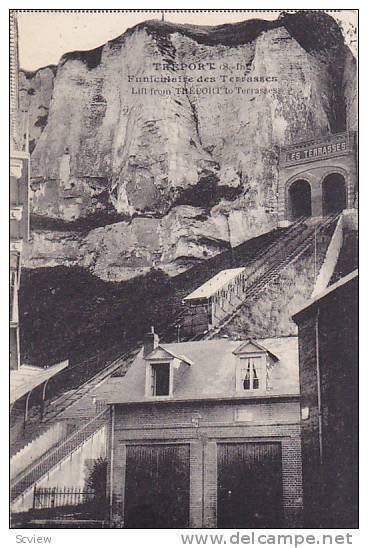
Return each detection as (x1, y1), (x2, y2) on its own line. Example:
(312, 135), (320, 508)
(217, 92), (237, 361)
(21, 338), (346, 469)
(106, 330), (303, 528)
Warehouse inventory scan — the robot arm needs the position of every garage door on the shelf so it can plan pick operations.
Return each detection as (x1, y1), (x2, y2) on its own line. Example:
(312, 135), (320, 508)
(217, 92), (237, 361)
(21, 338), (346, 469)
(124, 444), (190, 528)
(217, 442), (283, 528)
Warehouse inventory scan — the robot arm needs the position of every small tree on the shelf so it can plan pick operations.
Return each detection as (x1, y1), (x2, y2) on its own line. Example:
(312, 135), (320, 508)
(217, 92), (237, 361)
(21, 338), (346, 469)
(85, 457), (108, 501)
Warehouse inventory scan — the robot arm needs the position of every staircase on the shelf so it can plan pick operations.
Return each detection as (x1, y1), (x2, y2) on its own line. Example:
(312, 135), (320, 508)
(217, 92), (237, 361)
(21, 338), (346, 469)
(10, 344), (140, 506)
(11, 409), (108, 505)
(10, 348), (135, 459)
(204, 214), (340, 339)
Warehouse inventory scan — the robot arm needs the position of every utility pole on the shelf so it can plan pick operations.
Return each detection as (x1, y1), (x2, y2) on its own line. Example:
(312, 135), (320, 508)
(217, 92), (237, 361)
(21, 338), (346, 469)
(161, 11), (165, 22)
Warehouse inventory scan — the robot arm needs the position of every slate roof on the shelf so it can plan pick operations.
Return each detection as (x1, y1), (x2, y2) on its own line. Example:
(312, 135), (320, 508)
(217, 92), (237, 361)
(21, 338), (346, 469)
(106, 336), (299, 404)
(183, 268), (245, 300)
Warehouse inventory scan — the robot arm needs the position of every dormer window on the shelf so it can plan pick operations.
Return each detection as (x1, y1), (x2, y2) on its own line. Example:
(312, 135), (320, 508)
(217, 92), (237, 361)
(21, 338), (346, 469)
(143, 337), (192, 399)
(240, 357), (261, 390)
(236, 352), (266, 393)
(150, 363), (170, 396)
(233, 339), (279, 394)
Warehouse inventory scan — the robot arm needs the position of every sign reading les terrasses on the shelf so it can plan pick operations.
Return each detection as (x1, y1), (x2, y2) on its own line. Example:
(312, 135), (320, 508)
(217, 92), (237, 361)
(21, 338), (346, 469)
(286, 140), (347, 164)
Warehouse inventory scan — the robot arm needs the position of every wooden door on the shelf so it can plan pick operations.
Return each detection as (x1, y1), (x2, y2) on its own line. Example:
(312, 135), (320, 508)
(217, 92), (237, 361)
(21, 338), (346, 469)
(217, 442), (283, 528)
(124, 444), (190, 528)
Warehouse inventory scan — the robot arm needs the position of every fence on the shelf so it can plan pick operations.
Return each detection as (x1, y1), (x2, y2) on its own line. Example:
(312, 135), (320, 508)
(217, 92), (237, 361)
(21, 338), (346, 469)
(33, 486), (95, 509)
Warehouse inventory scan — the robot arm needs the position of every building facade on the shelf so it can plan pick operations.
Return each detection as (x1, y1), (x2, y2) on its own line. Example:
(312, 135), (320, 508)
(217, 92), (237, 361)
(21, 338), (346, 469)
(10, 11), (30, 371)
(278, 131), (357, 226)
(293, 270), (358, 528)
(106, 334), (303, 528)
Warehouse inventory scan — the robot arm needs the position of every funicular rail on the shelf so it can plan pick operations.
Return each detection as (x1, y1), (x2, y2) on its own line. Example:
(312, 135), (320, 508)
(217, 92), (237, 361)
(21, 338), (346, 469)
(179, 218), (309, 340)
(204, 213), (340, 340)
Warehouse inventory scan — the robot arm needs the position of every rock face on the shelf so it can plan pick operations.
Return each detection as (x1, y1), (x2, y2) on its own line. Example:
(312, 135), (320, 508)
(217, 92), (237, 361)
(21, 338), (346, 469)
(20, 11), (356, 280)
(18, 66), (57, 155)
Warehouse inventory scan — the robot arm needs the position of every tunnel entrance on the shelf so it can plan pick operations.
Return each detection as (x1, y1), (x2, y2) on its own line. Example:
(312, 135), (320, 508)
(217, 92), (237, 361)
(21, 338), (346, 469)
(288, 180), (312, 221)
(322, 173), (347, 216)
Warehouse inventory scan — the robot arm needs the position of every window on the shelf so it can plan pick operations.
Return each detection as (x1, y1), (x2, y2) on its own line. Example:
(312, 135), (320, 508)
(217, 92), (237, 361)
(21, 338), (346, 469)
(234, 341), (274, 393)
(240, 357), (262, 390)
(150, 363), (170, 396)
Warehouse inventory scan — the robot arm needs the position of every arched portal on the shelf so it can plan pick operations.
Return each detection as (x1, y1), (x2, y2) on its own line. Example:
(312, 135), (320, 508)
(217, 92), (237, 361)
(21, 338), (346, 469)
(322, 173), (347, 215)
(288, 180), (312, 221)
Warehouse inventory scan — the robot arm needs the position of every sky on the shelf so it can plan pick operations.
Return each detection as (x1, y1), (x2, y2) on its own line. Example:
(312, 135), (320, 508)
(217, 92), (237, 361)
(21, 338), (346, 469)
(17, 10), (358, 72)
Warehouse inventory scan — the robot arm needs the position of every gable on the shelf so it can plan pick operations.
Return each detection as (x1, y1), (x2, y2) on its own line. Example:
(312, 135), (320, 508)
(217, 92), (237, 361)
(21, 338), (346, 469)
(145, 345), (193, 366)
(233, 340), (268, 355)
(233, 340), (279, 364)
(144, 346), (174, 361)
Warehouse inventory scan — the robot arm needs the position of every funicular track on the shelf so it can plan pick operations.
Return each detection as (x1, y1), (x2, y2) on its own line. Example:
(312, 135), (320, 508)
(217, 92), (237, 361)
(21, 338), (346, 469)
(174, 217), (311, 340)
(203, 213), (340, 340)
(237, 216), (309, 278)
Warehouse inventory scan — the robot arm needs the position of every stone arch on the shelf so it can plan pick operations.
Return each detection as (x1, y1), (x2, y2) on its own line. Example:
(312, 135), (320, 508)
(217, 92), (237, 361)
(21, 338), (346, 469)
(287, 179), (312, 221)
(322, 172), (347, 215)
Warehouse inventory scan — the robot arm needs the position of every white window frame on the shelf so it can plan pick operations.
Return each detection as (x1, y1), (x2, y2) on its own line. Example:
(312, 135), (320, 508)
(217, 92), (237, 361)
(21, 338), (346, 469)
(145, 360), (173, 399)
(236, 353), (267, 393)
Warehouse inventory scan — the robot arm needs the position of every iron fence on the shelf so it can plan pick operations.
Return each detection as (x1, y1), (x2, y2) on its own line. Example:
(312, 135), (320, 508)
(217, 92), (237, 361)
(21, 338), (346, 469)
(33, 486), (95, 509)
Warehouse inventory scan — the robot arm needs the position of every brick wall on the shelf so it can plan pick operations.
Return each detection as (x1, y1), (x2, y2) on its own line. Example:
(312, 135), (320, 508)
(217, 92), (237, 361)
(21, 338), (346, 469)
(107, 398), (303, 528)
(295, 276), (358, 528)
(297, 315), (322, 526)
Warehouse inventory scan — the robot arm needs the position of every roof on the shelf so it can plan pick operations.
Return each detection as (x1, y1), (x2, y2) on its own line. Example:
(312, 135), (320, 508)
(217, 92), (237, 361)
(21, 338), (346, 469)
(106, 337), (299, 404)
(233, 340), (279, 362)
(293, 269), (358, 322)
(144, 346), (193, 365)
(10, 361), (69, 404)
(184, 268), (246, 300)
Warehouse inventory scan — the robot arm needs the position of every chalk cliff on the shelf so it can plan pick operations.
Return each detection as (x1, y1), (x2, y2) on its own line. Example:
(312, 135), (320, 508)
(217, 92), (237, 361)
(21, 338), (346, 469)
(20, 11), (356, 280)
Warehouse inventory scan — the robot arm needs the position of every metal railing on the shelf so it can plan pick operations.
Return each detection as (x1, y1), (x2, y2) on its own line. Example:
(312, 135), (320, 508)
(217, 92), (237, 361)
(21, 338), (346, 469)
(10, 346), (131, 458)
(11, 409), (108, 503)
(33, 486), (95, 509)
